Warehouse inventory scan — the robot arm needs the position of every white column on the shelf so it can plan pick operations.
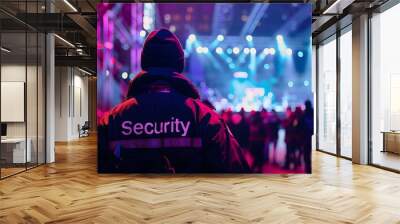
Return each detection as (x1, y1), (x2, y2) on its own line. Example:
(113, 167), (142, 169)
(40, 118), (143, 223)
(46, 33), (55, 163)
(352, 14), (369, 164)
(45, 0), (55, 163)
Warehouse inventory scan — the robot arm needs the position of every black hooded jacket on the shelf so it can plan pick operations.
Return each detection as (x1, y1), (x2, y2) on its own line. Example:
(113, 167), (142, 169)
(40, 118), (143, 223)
(98, 70), (250, 173)
(98, 29), (249, 173)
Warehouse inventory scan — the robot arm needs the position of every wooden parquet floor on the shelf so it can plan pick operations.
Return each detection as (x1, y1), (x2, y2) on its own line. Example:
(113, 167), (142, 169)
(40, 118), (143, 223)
(1, 135), (400, 224)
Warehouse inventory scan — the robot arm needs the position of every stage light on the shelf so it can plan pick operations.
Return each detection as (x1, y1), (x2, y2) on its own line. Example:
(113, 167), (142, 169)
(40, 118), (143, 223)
(246, 35), (253, 42)
(226, 57), (233, 63)
(216, 47), (223, 54)
(269, 48), (276, 55)
(286, 48), (293, 56)
(243, 48), (250, 54)
(121, 72), (129, 79)
(304, 80), (310, 86)
(263, 48), (269, 55)
(233, 71), (248, 79)
(233, 47), (240, 54)
(196, 46), (203, 54)
(139, 30), (147, 38)
(276, 34), (284, 43)
(203, 47), (209, 54)
(105, 70), (110, 77)
(227, 48), (233, 54)
(263, 64), (270, 70)
(288, 81), (294, 88)
(188, 34), (196, 42)
(267, 92), (273, 98)
(297, 51), (304, 58)
(217, 34), (224, 41)
(250, 48), (256, 54)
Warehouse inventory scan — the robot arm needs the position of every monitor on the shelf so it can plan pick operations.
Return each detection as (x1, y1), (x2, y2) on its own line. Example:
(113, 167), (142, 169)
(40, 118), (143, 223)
(1, 123), (7, 137)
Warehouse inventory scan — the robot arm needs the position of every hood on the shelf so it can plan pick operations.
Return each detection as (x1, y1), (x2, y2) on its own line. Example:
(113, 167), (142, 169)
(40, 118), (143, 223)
(126, 69), (200, 100)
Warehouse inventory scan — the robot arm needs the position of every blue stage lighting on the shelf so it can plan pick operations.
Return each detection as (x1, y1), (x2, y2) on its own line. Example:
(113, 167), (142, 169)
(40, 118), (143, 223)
(243, 48), (250, 54)
(226, 57), (233, 63)
(246, 35), (253, 42)
(263, 48), (269, 55)
(250, 48), (256, 54)
(304, 80), (309, 86)
(196, 46), (203, 54)
(263, 64), (270, 70)
(269, 48), (276, 55)
(233, 47), (240, 54)
(233, 71), (248, 79)
(227, 48), (233, 54)
(276, 34), (283, 43)
(217, 34), (224, 41)
(216, 47), (223, 54)
(288, 81), (294, 88)
(203, 47), (209, 54)
(286, 48), (293, 56)
(267, 92), (273, 98)
(229, 64), (235, 69)
(297, 51), (304, 58)
(188, 34), (196, 42)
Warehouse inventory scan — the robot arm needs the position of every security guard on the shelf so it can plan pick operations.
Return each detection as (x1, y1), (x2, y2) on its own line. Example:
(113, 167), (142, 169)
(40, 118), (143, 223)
(98, 29), (249, 173)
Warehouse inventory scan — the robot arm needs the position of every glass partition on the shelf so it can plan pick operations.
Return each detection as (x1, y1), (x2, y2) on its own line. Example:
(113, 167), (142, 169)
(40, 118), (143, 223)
(317, 37), (337, 154)
(370, 4), (400, 171)
(339, 28), (352, 158)
(0, 1), (46, 179)
(1, 30), (28, 177)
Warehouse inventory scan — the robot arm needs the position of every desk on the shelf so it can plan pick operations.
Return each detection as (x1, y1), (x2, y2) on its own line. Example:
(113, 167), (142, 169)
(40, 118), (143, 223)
(1, 138), (31, 163)
(382, 131), (400, 154)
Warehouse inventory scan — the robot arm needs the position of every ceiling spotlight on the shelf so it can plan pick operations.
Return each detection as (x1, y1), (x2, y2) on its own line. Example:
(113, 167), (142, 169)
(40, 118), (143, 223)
(233, 47), (240, 54)
(217, 34), (224, 41)
(250, 48), (256, 54)
(246, 35), (253, 42)
(288, 81), (294, 88)
(297, 51), (304, 58)
(196, 46), (203, 54)
(286, 48), (293, 56)
(263, 48), (269, 55)
(216, 47), (223, 54)
(276, 34), (284, 42)
(269, 48), (276, 55)
(188, 34), (196, 42)
(243, 48), (250, 54)
(227, 48), (233, 54)
(202, 47), (209, 54)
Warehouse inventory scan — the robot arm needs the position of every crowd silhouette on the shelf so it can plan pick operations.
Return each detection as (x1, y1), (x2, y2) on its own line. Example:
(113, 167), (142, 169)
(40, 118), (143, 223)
(218, 100), (314, 173)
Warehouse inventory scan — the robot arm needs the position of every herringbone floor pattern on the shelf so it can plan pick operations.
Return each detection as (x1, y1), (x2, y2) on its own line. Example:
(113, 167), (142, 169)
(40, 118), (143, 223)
(1, 135), (400, 223)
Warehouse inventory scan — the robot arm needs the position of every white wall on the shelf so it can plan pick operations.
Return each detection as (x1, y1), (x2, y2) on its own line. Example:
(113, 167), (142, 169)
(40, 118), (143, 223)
(55, 67), (89, 141)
